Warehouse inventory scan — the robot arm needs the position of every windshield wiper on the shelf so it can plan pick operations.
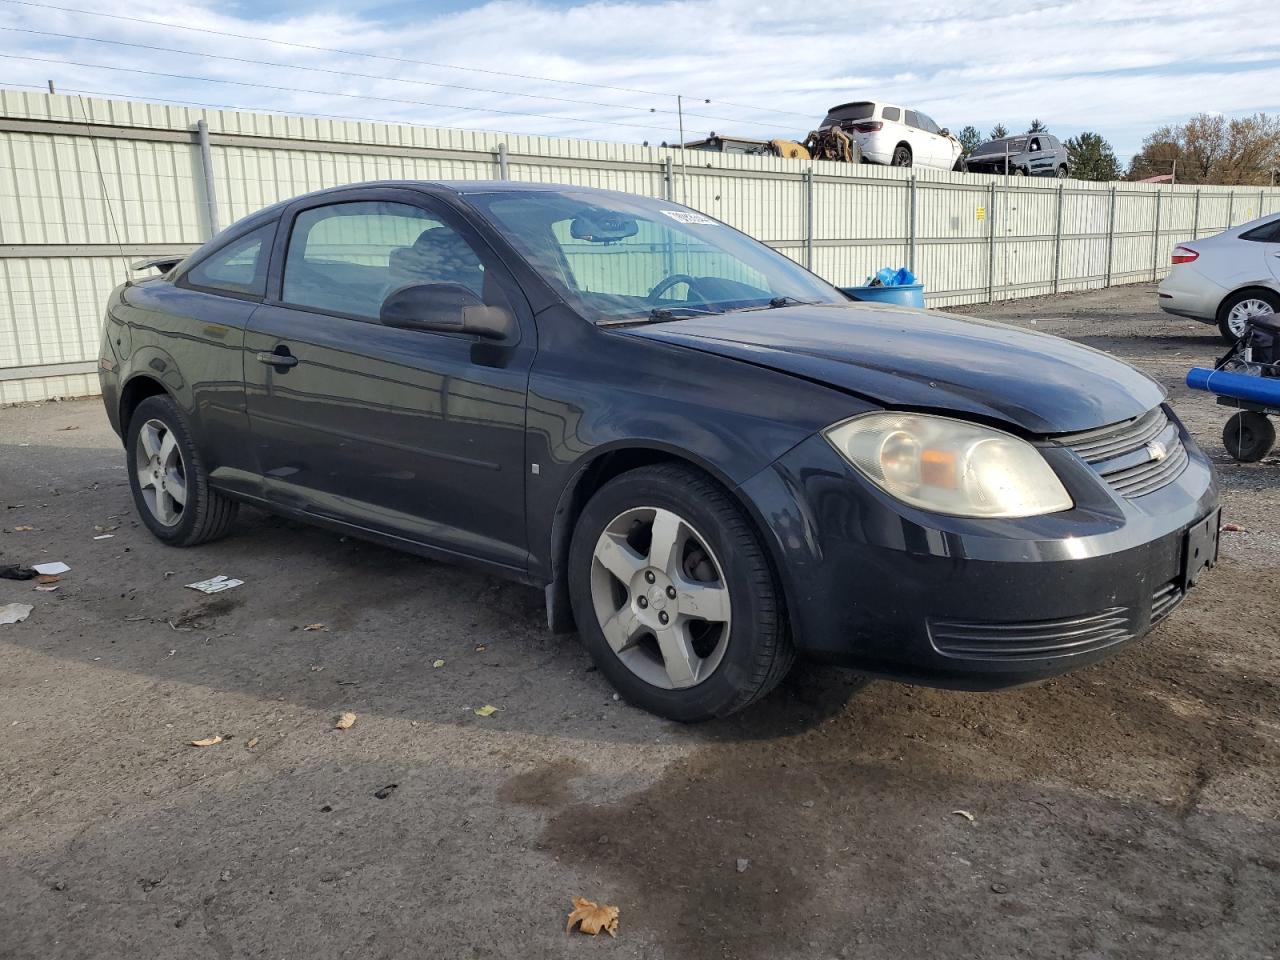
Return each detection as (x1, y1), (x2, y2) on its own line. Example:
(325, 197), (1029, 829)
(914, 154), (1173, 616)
(599, 305), (726, 326)
(767, 295), (818, 308)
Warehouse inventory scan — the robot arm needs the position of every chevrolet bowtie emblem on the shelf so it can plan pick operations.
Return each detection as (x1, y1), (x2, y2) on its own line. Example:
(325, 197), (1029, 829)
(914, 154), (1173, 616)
(1147, 440), (1168, 462)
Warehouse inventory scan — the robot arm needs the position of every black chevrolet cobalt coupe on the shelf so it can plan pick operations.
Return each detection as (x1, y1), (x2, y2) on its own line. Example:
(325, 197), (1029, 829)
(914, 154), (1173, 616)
(99, 181), (1220, 720)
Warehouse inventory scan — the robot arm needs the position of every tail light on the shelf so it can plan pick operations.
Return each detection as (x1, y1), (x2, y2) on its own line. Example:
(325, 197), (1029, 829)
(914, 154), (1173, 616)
(1171, 246), (1199, 264)
(851, 121), (882, 133)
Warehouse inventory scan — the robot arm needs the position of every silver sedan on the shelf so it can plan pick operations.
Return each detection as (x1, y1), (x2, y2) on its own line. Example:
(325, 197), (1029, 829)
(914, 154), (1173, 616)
(1158, 213), (1280, 342)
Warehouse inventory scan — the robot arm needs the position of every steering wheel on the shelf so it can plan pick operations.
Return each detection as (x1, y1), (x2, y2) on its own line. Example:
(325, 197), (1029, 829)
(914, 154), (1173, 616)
(647, 273), (707, 304)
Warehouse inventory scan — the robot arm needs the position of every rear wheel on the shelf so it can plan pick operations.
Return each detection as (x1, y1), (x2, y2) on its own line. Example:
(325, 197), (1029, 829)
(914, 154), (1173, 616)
(127, 395), (238, 546)
(1056, 165), (1069, 178)
(567, 464), (793, 721)
(891, 144), (912, 167)
(1223, 411), (1276, 462)
(952, 157), (965, 173)
(1218, 289), (1279, 343)
(1011, 167), (1026, 177)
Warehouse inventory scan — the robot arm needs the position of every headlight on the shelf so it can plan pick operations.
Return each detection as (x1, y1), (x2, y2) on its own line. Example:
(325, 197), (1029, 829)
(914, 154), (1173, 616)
(823, 413), (1073, 518)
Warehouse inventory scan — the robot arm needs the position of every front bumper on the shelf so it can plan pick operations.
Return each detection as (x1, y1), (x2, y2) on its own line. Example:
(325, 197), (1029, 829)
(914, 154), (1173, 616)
(737, 417), (1220, 689)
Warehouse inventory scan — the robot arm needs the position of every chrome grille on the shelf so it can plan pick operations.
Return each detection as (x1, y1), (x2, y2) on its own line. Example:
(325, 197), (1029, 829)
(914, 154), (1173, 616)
(1055, 406), (1189, 498)
(1150, 580), (1184, 624)
(929, 608), (1134, 661)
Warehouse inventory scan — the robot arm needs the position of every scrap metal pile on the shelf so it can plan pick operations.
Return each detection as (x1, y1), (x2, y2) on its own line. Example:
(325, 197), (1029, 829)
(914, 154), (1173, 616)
(802, 126), (862, 163)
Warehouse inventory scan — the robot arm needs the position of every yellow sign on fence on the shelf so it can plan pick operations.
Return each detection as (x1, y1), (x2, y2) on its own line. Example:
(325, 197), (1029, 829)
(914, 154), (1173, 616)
(976, 206), (986, 221)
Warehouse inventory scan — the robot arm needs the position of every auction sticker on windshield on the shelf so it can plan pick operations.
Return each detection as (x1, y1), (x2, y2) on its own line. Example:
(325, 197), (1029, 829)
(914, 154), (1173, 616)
(661, 210), (717, 225)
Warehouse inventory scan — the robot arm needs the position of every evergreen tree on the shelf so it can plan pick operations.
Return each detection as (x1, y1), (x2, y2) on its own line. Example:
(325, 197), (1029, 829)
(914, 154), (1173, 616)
(957, 125), (983, 156)
(989, 123), (1009, 140)
(1064, 132), (1121, 181)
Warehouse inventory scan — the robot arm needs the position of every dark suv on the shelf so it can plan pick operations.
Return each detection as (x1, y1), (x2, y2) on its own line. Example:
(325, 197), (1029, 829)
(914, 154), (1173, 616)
(966, 134), (1070, 177)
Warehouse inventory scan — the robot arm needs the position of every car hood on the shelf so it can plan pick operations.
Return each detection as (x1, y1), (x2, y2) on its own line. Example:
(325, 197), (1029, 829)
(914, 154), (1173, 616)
(619, 303), (1165, 434)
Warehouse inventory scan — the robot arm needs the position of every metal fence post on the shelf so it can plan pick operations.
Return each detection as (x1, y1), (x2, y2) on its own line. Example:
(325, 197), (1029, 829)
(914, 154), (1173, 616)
(987, 181), (997, 303)
(1260, 189), (1266, 220)
(1227, 190), (1234, 228)
(907, 174), (917, 275)
(662, 156), (674, 201)
(496, 142), (509, 180)
(1151, 189), (1162, 282)
(195, 119), (219, 237)
(1052, 182), (1064, 294)
(1104, 185), (1117, 288)
(804, 166), (815, 270)
(1192, 188), (1201, 240)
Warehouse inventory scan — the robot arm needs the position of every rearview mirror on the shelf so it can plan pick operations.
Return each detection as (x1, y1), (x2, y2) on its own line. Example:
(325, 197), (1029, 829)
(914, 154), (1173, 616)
(379, 283), (516, 340)
(569, 210), (639, 243)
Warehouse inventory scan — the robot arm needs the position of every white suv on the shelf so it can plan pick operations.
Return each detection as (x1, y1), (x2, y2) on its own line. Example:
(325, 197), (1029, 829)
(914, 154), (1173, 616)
(819, 101), (963, 171)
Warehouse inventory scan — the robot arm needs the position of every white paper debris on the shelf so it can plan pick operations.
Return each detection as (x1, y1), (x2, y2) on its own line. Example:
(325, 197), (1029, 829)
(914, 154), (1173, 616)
(186, 575), (244, 594)
(0, 603), (34, 625)
(93, 534), (115, 541)
(33, 561), (70, 576)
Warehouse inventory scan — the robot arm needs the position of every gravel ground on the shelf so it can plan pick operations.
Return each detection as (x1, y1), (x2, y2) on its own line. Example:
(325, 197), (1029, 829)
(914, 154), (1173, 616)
(1, 282), (1277, 960)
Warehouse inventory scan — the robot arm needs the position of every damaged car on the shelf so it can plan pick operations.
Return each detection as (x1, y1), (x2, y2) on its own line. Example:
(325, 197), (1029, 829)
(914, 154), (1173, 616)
(99, 182), (1219, 721)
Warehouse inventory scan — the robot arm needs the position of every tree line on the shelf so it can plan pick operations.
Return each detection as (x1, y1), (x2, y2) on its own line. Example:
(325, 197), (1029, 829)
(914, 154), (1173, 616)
(946, 114), (1279, 184)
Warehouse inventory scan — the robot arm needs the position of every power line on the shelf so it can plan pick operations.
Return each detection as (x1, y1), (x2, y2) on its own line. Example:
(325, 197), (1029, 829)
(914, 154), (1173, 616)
(0, 25), (801, 131)
(0, 0), (818, 125)
(0, 53), (680, 133)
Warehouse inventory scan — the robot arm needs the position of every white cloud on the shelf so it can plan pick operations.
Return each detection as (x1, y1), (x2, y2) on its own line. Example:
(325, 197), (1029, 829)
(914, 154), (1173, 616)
(0, 0), (1277, 158)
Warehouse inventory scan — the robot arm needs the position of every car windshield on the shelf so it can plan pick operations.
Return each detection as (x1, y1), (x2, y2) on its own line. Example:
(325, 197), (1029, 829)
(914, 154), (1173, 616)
(974, 138), (1028, 156)
(467, 189), (847, 322)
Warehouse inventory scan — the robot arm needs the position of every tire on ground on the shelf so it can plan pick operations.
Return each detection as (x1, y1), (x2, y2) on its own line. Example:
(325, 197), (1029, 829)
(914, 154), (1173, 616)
(1216, 289), (1279, 344)
(567, 463), (794, 722)
(126, 394), (238, 546)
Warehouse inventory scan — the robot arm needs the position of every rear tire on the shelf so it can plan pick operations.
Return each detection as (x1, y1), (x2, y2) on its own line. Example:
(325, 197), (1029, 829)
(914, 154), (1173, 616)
(567, 463), (794, 722)
(126, 395), (238, 546)
(1056, 165), (1069, 178)
(1223, 411), (1276, 462)
(1217, 289), (1279, 344)
(891, 144), (912, 167)
(1012, 167), (1026, 177)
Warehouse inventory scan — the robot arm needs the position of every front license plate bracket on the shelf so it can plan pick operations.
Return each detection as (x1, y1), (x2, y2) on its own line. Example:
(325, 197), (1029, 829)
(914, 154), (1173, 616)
(1182, 508), (1220, 591)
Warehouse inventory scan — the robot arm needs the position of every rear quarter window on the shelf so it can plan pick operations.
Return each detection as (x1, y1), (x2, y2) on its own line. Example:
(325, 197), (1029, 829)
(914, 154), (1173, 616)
(880, 106), (901, 122)
(181, 222), (276, 298)
(1241, 220), (1280, 243)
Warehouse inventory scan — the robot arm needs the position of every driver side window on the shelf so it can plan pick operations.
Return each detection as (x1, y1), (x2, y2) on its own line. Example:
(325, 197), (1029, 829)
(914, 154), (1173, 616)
(282, 200), (507, 322)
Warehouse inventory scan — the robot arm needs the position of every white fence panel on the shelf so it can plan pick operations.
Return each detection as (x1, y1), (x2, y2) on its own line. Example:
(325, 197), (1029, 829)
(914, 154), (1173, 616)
(2, 89), (1279, 402)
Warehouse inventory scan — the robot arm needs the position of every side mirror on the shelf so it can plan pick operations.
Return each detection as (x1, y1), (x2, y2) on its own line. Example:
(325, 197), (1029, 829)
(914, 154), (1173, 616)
(940, 128), (951, 137)
(380, 283), (516, 340)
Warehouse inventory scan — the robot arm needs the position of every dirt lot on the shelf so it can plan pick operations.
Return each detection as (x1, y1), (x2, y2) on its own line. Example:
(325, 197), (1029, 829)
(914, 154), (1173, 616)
(1, 283), (1277, 960)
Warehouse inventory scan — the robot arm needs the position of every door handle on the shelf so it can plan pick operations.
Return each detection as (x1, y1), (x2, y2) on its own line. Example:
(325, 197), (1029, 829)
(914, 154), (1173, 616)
(256, 348), (298, 369)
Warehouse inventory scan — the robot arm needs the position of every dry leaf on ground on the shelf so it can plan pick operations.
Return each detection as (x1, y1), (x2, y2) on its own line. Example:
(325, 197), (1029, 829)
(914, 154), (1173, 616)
(191, 735), (223, 747)
(246, 737), (260, 749)
(474, 705), (498, 717)
(13, 525), (34, 532)
(432, 659), (445, 668)
(952, 809), (976, 821)
(335, 712), (357, 730)
(303, 623), (327, 632)
(566, 897), (619, 937)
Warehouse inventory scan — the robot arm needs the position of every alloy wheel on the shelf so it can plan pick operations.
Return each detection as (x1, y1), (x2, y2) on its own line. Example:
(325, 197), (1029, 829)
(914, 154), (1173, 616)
(1227, 298), (1274, 338)
(134, 418), (187, 526)
(588, 506), (731, 690)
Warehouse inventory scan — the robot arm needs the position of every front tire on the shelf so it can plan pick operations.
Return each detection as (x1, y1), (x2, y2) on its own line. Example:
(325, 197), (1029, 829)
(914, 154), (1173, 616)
(1223, 411), (1276, 462)
(567, 464), (793, 722)
(1056, 165), (1069, 178)
(1217, 289), (1279, 343)
(126, 395), (238, 546)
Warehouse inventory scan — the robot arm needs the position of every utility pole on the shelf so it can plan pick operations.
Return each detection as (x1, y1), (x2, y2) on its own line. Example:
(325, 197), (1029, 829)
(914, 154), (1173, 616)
(46, 79), (55, 94)
(1171, 158), (1177, 185)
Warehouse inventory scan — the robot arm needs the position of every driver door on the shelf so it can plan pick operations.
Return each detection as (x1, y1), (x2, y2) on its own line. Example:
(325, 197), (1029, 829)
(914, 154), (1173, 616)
(242, 188), (536, 570)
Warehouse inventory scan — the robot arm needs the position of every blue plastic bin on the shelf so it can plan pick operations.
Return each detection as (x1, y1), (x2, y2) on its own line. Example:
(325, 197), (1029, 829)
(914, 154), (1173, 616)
(841, 283), (926, 309)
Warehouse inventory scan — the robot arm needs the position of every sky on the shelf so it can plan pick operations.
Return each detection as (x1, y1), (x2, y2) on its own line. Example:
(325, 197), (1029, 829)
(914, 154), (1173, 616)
(0, 0), (1278, 162)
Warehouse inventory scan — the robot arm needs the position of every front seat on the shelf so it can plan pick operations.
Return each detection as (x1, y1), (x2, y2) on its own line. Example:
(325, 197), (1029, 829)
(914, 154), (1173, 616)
(386, 226), (486, 299)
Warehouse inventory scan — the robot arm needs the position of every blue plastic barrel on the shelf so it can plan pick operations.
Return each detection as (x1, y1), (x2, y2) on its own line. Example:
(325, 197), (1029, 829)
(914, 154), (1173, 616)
(842, 283), (926, 309)
(1186, 367), (1280, 406)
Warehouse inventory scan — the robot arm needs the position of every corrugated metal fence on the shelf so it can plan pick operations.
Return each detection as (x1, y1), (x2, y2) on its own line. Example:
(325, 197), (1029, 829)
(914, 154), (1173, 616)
(3, 89), (1278, 403)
